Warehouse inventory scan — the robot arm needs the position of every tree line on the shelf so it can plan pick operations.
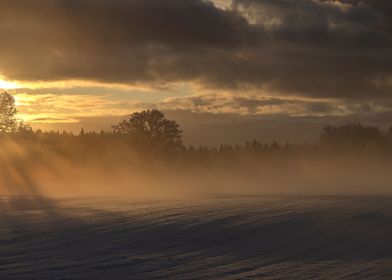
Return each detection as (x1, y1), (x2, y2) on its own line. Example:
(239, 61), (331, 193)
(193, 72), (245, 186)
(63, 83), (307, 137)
(2, 90), (392, 163)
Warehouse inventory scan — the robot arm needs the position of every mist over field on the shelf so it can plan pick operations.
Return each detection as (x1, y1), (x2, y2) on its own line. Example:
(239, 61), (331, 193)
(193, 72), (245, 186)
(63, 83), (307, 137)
(1, 128), (392, 198)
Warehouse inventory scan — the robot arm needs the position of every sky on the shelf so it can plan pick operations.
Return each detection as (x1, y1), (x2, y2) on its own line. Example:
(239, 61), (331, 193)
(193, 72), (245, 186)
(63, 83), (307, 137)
(1, 0), (392, 145)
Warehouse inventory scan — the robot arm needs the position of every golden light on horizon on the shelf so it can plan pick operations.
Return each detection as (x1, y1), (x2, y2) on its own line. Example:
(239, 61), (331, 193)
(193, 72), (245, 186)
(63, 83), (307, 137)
(0, 77), (20, 90)
(12, 92), (140, 126)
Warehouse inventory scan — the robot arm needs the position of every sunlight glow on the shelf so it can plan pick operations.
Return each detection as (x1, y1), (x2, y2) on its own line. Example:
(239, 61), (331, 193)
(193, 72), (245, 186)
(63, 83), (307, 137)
(0, 78), (20, 90)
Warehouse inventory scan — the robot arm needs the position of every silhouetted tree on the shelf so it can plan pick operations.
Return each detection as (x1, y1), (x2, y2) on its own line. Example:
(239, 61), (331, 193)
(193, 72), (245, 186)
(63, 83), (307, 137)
(112, 109), (183, 154)
(0, 91), (18, 134)
(17, 121), (33, 135)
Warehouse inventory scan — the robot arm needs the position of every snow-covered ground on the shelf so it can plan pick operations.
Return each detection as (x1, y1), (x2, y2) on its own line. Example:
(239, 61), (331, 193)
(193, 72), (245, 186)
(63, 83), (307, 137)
(1, 196), (392, 279)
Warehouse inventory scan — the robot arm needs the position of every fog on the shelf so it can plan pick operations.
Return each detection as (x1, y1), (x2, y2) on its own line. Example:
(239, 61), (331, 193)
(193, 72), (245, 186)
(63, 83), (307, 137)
(1, 134), (391, 198)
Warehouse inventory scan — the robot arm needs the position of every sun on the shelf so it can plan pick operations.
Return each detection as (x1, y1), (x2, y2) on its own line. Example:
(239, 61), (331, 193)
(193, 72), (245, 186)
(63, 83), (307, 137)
(0, 77), (20, 90)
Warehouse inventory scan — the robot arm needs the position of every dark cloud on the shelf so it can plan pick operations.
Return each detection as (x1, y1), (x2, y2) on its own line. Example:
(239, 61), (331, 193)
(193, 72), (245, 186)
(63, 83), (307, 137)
(0, 0), (259, 82)
(154, 93), (390, 117)
(1, 0), (392, 99)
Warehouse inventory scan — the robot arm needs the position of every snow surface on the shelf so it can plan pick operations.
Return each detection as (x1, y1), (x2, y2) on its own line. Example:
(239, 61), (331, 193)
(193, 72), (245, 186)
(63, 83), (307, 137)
(1, 196), (392, 279)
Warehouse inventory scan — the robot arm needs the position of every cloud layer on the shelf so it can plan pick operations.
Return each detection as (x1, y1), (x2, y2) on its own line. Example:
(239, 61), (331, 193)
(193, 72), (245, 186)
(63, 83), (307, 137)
(1, 0), (391, 100)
